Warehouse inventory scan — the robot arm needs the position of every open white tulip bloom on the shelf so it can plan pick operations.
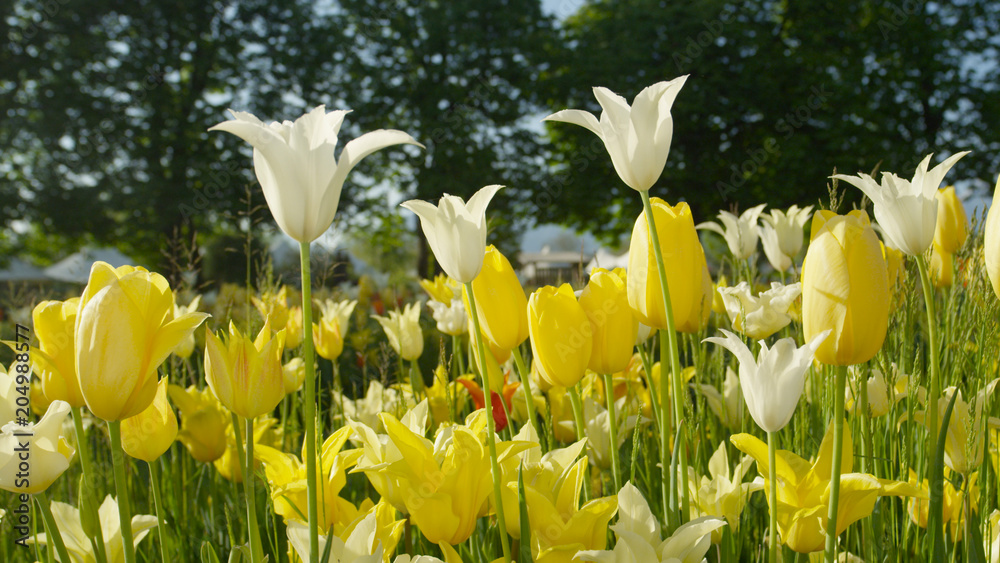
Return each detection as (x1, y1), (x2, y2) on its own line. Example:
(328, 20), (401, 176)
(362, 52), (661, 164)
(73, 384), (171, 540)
(760, 223), (793, 272)
(543, 77), (688, 192)
(832, 151), (969, 256)
(428, 296), (468, 336)
(761, 204), (812, 259)
(558, 397), (642, 469)
(717, 281), (801, 340)
(704, 329), (829, 433)
(576, 481), (725, 563)
(29, 495), (158, 563)
(697, 204), (767, 260)
(401, 185), (503, 284)
(287, 512), (384, 563)
(373, 302), (424, 361)
(210, 106), (422, 243)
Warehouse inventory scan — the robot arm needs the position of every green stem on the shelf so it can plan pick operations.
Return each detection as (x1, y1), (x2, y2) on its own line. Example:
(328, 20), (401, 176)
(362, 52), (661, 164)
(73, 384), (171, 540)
(824, 365), (847, 563)
(34, 493), (74, 563)
(640, 190), (688, 529)
(409, 359), (424, 399)
(567, 383), (591, 503)
(915, 254), (943, 545)
(465, 281), (512, 563)
(511, 346), (539, 439)
(453, 334), (466, 376)
(767, 431), (779, 563)
(72, 406), (107, 563)
(602, 372), (622, 493)
(107, 420), (137, 563)
(299, 241), (320, 563)
(147, 461), (171, 562)
(244, 417), (264, 563)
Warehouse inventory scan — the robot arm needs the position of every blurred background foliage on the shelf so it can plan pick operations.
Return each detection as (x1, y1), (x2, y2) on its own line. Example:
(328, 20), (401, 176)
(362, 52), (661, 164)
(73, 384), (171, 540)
(2, 0), (999, 278)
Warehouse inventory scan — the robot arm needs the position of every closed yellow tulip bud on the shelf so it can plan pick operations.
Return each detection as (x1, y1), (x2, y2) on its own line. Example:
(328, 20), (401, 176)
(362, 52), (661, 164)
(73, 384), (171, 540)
(802, 210), (889, 366)
(204, 319), (286, 419)
(627, 198), (712, 333)
(579, 268), (637, 375)
(930, 242), (953, 288)
(314, 299), (356, 361)
(168, 384), (229, 463)
(934, 186), (968, 254)
(284, 306), (304, 350)
(75, 262), (209, 421)
(32, 298), (84, 407)
(466, 245), (529, 351)
(121, 378), (178, 462)
(528, 284), (592, 388)
(882, 242), (905, 310)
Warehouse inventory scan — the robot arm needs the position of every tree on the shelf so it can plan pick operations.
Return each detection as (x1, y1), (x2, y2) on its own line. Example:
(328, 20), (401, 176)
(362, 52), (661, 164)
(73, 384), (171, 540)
(0, 0), (339, 267)
(541, 0), (1000, 240)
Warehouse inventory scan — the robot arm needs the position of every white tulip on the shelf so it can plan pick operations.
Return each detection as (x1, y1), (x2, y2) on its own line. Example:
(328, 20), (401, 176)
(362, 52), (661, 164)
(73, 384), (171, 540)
(543, 77), (688, 192)
(761, 204), (813, 258)
(697, 204), (767, 260)
(717, 281), (801, 340)
(427, 297), (467, 336)
(373, 302), (424, 361)
(832, 151), (968, 256)
(210, 106), (421, 243)
(704, 329), (828, 433)
(400, 185), (503, 284)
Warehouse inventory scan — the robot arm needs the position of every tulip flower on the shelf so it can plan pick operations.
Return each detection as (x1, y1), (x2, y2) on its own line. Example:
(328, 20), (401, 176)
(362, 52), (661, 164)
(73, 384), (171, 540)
(762, 204), (813, 260)
(400, 185), (503, 283)
(985, 176), (1000, 300)
(172, 295), (202, 359)
(832, 151), (968, 256)
(934, 186), (969, 253)
(576, 481), (725, 563)
(428, 297), (468, 336)
(373, 302), (424, 361)
(285, 306), (304, 350)
(687, 441), (763, 541)
(908, 379), (1000, 475)
(732, 422), (922, 553)
(987, 510), (1000, 563)
(420, 273), (461, 304)
(75, 262), (209, 421)
(907, 469), (978, 539)
(0, 399), (75, 494)
(314, 298), (357, 361)
(697, 204), (767, 260)
(525, 455), (619, 562)
(251, 286), (291, 329)
(214, 416), (282, 483)
(286, 503), (406, 563)
(466, 245), (529, 351)
(31, 298), (84, 407)
(339, 380), (412, 434)
(844, 364), (914, 417)
(168, 384), (230, 463)
(543, 77), (688, 192)
(705, 329), (828, 433)
(29, 495), (158, 563)
(528, 284), (592, 389)
(255, 426), (363, 532)
(930, 241), (954, 288)
(210, 106), (421, 243)
(716, 281), (801, 340)
(627, 198), (712, 332)
(802, 210), (889, 366)
(283, 357), (306, 394)
(882, 242), (906, 310)
(204, 319), (286, 419)
(693, 366), (745, 430)
(579, 268), (638, 375)
(120, 378), (177, 462)
(761, 223), (794, 272)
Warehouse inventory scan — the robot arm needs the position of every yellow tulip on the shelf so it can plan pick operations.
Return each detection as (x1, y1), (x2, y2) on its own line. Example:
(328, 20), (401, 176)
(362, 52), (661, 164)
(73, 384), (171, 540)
(420, 273), (461, 304)
(930, 241), (954, 288)
(934, 186), (969, 253)
(121, 378), (178, 462)
(881, 242), (905, 311)
(711, 275), (729, 316)
(314, 299), (357, 361)
(687, 441), (763, 542)
(579, 268), (637, 375)
(204, 319), (286, 419)
(0, 396), (75, 494)
(907, 469), (978, 539)
(732, 420), (922, 553)
(528, 284), (592, 389)
(75, 262), (209, 421)
(168, 384), (229, 463)
(32, 298), (84, 407)
(172, 295), (202, 359)
(255, 426), (363, 532)
(466, 245), (529, 351)
(909, 380), (1000, 475)
(373, 302), (424, 361)
(802, 210), (889, 366)
(284, 306), (304, 350)
(627, 198), (711, 333)
(251, 286), (290, 329)
(282, 357), (306, 395)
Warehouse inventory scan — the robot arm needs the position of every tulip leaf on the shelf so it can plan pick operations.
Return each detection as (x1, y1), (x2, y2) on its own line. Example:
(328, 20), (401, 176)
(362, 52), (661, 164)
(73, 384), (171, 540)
(928, 390), (959, 562)
(199, 542), (221, 563)
(518, 463), (532, 563)
(321, 528), (335, 563)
